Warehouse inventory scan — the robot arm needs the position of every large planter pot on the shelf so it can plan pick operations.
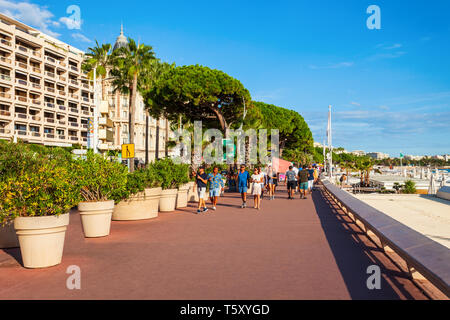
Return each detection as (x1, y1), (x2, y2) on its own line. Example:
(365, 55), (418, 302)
(14, 213), (69, 269)
(112, 189), (161, 221)
(159, 189), (178, 212)
(177, 184), (190, 208)
(145, 187), (162, 216)
(0, 221), (19, 249)
(78, 200), (114, 238)
(187, 181), (199, 203)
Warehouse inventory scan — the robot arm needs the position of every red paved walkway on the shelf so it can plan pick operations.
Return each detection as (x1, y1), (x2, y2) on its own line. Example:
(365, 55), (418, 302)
(0, 185), (427, 300)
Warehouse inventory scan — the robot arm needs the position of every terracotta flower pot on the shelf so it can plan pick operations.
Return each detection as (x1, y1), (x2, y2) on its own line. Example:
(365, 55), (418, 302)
(14, 213), (69, 269)
(0, 221), (19, 249)
(187, 181), (199, 202)
(177, 184), (190, 208)
(78, 200), (114, 238)
(159, 189), (178, 212)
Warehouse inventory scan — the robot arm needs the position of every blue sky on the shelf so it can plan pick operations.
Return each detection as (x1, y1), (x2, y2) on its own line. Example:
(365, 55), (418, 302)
(1, 0), (449, 156)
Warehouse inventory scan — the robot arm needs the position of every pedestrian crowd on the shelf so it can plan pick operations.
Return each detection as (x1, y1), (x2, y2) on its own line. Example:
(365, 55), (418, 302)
(192, 163), (321, 214)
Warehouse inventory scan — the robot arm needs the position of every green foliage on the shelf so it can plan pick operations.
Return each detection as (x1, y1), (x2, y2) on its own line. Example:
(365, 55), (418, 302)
(402, 180), (417, 194)
(73, 151), (128, 202)
(145, 65), (251, 132)
(149, 158), (190, 190)
(0, 142), (79, 224)
(110, 166), (163, 203)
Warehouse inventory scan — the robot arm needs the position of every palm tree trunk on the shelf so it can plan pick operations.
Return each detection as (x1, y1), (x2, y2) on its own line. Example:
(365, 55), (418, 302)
(129, 72), (138, 172)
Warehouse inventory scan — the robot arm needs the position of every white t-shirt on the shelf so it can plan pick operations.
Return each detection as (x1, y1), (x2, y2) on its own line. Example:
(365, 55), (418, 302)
(292, 167), (299, 180)
(252, 173), (263, 184)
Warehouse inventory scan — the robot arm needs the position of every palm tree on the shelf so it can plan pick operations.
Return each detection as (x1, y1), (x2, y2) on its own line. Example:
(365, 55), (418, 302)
(111, 38), (156, 172)
(139, 61), (174, 164)
(82, 41), (112, 101)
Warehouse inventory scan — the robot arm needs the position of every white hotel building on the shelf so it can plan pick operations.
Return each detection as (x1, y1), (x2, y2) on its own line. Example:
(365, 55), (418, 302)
(0, 14), (170, 162)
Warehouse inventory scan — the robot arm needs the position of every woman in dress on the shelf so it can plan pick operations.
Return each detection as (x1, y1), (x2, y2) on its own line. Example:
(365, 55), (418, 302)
(251, 167), (263, 210)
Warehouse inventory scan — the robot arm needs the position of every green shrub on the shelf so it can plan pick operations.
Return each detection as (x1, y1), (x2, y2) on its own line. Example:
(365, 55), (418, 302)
(0, 158), (79, 225)
(149, 158), (190, 189)
(402, 180), (417, 194)
(73, 151), (128, 202)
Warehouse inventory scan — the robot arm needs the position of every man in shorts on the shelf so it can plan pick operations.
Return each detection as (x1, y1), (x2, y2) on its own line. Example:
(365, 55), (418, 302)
(298, 165), (309, 199)
(286, 166), (297, 199)
(207, 166), (224, 211)
(236, 165), (250, 208)
(194, 167), (208, 214)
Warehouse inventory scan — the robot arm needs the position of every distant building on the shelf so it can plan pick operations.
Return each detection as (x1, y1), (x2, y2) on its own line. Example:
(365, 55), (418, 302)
(445, 155), (450, 162)
(351, 150), (366, 156)
(313, 142), (323, 148)
(404, 155), (424, 161)
(432, 155), (445, 160)
(367, 152), (389, 160)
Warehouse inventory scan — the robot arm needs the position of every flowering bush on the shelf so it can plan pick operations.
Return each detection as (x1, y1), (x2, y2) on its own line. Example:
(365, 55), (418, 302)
(73, 151), (128, 202)
(0, 157), (79, 225)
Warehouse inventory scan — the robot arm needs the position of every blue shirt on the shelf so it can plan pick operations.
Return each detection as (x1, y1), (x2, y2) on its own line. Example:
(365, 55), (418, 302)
(308, 169), (315, 180)
(207, 173), (224, 189)
(237, 171), (250, 186)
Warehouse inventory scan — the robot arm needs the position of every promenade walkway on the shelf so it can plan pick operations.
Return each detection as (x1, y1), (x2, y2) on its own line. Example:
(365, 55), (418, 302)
(0, 185), (428, 300)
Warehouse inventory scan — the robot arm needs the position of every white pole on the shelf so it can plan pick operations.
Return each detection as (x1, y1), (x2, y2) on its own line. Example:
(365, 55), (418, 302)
(328, 105), (333, 179)
(93, 68), (99, 154)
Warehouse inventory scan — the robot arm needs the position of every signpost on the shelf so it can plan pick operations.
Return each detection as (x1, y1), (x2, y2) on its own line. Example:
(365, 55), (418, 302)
(121, 144), (135, 159)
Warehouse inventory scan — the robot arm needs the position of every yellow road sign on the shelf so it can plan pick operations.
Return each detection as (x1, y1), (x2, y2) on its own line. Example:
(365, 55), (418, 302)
(121, 144), (135, 159)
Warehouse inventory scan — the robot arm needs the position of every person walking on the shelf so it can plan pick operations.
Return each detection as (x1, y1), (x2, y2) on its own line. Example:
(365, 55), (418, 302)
(194, 167), (208, 214)
(286, 166), (297, 199)
(258, 167), (266, 200)
(298, 165), (309, 199)
(207, 166), (224, 211)
(251, 167), (264, 210)
(267, 165), (277, 200)
(236, 165), (250, 208)
(307, 164), (315, 194)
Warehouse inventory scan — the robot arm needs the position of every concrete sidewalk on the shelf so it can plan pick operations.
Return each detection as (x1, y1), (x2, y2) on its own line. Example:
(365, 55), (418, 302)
(0, 186), (427, 300)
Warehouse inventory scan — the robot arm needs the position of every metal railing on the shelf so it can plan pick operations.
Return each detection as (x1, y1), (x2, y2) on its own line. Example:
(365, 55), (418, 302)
(321, 179), (450, 298)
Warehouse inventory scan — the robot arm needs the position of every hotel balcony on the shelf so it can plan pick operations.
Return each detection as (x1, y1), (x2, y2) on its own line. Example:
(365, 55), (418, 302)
(14, 112), (28, 120)
(15, 61), (28, 71)
(15, 45), (28, 54)
(0, 74), (12, 83)
(15, 78), (28, 88)
(0, 127), (11, 135)
(0, 38), (12, 49)
(0, 56), (12, 66)
(30, 82), (41, 90)
(45, 71), (56, 79)
(0, 109), (11, 117)
(99, 128), (114, 142)
(45, 56), (57, 65)
(99, 117), (113, 128)
(15, 96), (28, 103)
(0, 92), (12, 101)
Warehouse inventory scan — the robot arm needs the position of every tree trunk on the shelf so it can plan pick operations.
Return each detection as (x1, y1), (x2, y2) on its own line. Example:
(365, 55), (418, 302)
(145, 110), (149, 165)
(101, 77), (106, 101)
(129, 73), (138, 172)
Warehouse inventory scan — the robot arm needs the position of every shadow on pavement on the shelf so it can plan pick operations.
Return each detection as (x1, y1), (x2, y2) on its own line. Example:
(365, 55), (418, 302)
(311, 186), (421, 300)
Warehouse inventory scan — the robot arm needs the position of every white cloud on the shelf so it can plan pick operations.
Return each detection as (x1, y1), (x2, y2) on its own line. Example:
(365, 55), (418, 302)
(0, 0), (60, 37)
(309, 62), (354, 70)
(71, 32), (91, 43)
(350, 102), (361, 106)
